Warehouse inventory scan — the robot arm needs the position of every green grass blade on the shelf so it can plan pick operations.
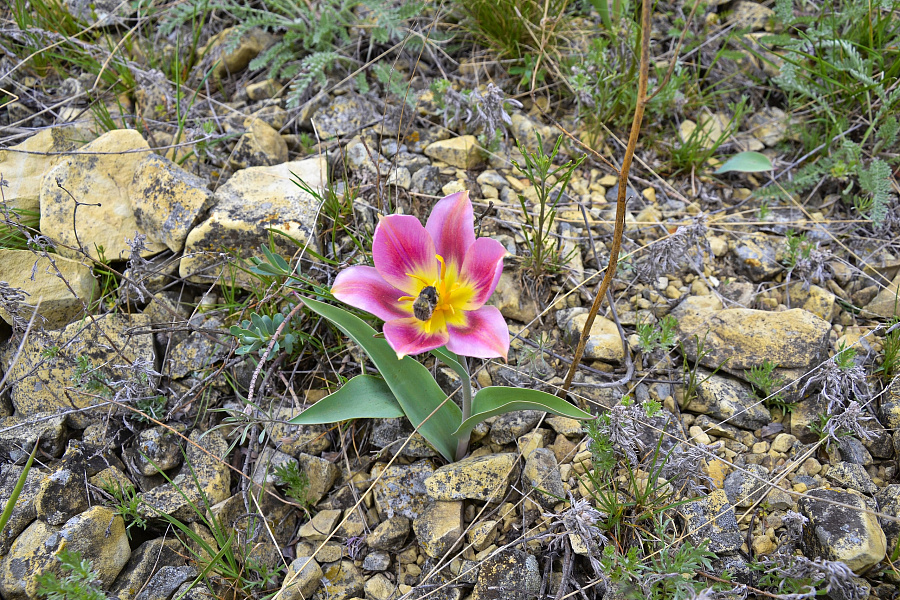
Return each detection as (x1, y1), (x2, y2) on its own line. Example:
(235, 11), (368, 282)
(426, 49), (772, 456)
(0, 442), (38, 537)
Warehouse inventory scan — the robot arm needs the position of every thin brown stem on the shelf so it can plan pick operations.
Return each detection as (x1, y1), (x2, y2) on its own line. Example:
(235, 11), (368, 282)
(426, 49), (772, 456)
(559, 0), (652, 398)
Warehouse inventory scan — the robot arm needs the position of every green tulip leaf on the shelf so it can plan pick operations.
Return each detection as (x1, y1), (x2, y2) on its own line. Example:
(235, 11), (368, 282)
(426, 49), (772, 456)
(453, 387), (595, 439)
(300, 296), (461, 461)
(289, 375), (404, 424)
(714, 151), (773, 174)
(430, 347), (468, 383)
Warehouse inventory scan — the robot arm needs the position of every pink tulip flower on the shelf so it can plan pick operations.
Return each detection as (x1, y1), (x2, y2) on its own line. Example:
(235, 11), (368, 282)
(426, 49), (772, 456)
(332, 191), (510, 360)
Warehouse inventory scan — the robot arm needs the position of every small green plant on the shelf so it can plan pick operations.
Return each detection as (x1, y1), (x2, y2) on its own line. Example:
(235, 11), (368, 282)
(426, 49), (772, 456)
(230, 312), (298, 362)
(834, 340), (857, 370)
(100, 481), (148, 538)
(72, 356), (109, 395)
(35, 549), (106, 600)
(876, 319), (900, 383)
(636, 315), (678, 354)
(41, 345), (61, 359)
(670, 99), (750, 175)
(133, 395), (168, 423)
(757, 199), (771, 220)
(782, 229), (810, 269)
(511, 133), (586, 278)
(679, 333), (729, 411)
(746, 359), (795, 413)
(273, 461), (312, 509)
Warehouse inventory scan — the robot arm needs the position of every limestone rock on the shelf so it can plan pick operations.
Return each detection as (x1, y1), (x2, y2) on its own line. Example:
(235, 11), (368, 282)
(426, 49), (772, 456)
(799, 488), (886, 573)
(278, 556), (323, 600)
(296, 452), (340, 504)
(180, 157), (326, 285)
(723, 464), (770, 508)
(472, 549), (541, 600)
(206, 27), (274, 78)
(364, 572), (398, 598)
(130, 154), (215, 252)
(730, 233), (783, 282)
(165, 315), (228, 379)
(488, 270), (538, 323)
(865, 270), (900, 318)
(413, 501), (463, 558)
(40, 129), (167, 260)
(490, 411), (544, 445)
(373, 460), (435, 520)
(678, 489), (742, 554)
(110, 538), (185, 600)
(0, 313), (155, 428)
(367, 516), (411, 551)
(876, 485), (900, 558)
(319, 560), (365, 600)
(522, 448), (565, 509)
(557, 307), (624, 363)
(424, 135), (483, 169)
(468, 520), (499, 552)
(730, 0), (774, 30)
(0, 126), (88, 214)
(34, 464), (89, 525)
(313, 95), (379, 138)
(0, 414), (67, 463)
(269, 407), (331, 456)
(825, 462), (878, 495)
(747, 107), (792, 147)
(0, 464), (45, 555)
(297, 509), (341, 541)
(691, 371), (770, 430)
(134, 566), (197, 600)
(0, 506), (130, 599)
(139, 430), (231, 522)
(425, 453), (518, 501)
(230, 118), (288, 169)
(133, 426), (183, 476)
(672, 302), (830, 375)
(0, 249), (98, 329)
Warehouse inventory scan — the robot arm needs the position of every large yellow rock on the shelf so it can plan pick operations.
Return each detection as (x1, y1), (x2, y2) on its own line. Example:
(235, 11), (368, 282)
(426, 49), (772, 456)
(179, 156), (326, 286)
(800, 488), (886, 573)
(865, 270), (900, 318)
(0, 506), (130, 600)
(130, 154), (215, 252)
(0, 313), (155, 428)
(0, 127), (88, 214)
(424, 135), (483, 169)
(0, 249), (98, 329)
(425, 453), (517, 501)
(40, 129), (166, 260)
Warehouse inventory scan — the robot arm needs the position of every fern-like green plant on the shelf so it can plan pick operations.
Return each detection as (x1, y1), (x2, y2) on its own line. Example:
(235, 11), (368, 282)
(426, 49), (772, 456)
(36, 550), (106, 600)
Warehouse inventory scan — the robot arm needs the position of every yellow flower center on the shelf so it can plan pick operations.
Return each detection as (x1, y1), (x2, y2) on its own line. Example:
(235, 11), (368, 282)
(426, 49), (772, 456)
(398, 254), (469, 333)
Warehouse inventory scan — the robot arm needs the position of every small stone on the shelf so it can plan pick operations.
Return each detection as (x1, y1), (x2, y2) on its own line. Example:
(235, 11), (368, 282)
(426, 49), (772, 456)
(557, 308), (624, 363)
(689, 426), (712, 446)
(424, 136), (483, 169)
(751, 535), (776, 556)
(825, 462), (878, 495)
(724, 465), (770, 508)
(134, 426), (183, 476)
(678, 489), (742, 554)
(373, 460), (435, 520)
(0, 250), (98, 329)
(545, 417), (582, 437)
(770, 433), (797, 453)
(319, 560), (365, 600)
(730, 0), (775, 30)
(313, 94), (378, 138)
(298, 509), (342, 541)
(471, 549), (540, 600)
(752, 442), (768, 454)
(229, 118), (288, 169)
(425, 454), (517, 502)
(691, 371), (771, 430)
(799, 488), (886, 573)
(522, 449), (565, 509)
(413, 501), (463, 558)
(206, 27), (274, 78)
(362, 551), (392, 572)
(866, 271), (900, 318)
(367, 516), (410, 551)
(490, 412), (543, 445)
(468, 520), (499, 552)
(364, 573), (399, 600)
(34, 466), (89, 525)
(135, 566), (196, 600)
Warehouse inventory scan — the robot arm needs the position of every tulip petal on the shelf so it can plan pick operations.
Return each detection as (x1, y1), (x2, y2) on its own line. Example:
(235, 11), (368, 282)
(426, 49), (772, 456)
(373, 215), (439, 295)
(426, 191), (475, 273)
(446, 305), (509, 360)
(332, 266), (412, 322)
(384, 317), (450, 359)
(458, 237), (507, 310)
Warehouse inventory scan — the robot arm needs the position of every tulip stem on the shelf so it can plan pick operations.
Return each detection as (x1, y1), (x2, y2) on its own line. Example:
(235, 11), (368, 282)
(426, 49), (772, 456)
(455, 356), (472, 461)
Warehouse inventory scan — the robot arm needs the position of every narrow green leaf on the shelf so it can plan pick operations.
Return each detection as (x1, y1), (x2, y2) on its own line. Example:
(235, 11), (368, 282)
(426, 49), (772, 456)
(300, 296), (461, 461)
(453, 387), (595, 439)
(714, 151), (773, 174)
(0, 442), (37, 537)
(289, 375), (404, 424)
(430, 347), (468, 383)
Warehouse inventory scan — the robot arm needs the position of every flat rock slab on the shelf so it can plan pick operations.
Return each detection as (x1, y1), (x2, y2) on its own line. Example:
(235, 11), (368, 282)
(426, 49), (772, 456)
(0, 126), (88, 213)
(672, 297), (831, 374)
(179, 156), (326, 286)
(799, 487), (886, 574)
(692, 371), (770, 430)
(0, 249), (98, 329)
(678, 489), (742, 554)
(40, 129), (167, 260)
(0, 313), (155, 428)
(425, 453), (518, 501)
(865, 270), (900, 318)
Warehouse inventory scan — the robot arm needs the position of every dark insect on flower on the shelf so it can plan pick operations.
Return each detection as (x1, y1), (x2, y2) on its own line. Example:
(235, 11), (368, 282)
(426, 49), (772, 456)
(413, 285), (438, 322)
